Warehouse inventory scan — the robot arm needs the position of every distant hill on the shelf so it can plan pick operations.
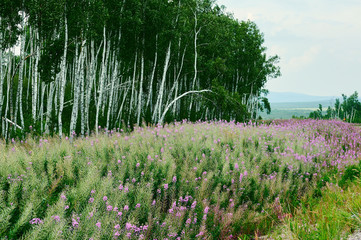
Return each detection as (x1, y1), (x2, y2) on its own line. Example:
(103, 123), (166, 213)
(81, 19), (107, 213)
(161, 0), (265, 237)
(265, 92), (336, 103)
(260, 92), (361, 120)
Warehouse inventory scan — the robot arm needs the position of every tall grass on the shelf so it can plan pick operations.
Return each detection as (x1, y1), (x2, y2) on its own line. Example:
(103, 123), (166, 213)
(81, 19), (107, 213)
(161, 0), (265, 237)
(0, 119), (360, 239)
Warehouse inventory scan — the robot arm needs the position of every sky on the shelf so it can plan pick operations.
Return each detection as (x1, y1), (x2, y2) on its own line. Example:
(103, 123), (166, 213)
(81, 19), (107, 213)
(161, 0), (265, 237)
(216, 0), (361, 96)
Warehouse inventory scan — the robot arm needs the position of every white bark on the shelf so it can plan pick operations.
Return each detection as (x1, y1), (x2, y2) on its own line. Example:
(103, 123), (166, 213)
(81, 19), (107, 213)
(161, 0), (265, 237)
(106, 59), (118, 130)
(128, 52), (138, 124)
(0, 32), (4, 125)
(146, 35), (158, 109)
(95, 26), (107, 134)
(58, 15), (68, 138)
(80, 44), (87, 137)
(32, 30), (39, 124)
(152, 42), (171, 122)
(40, 82), (46, 133)
(188, 11), (201, 115)
(14, 12), (26, 128)
(136, 51), (144, 126)
(70, 40), (86, 137)
(116, 77), (130, 125)
(159, 90), (211, 124)
(45, 82), (55, 134)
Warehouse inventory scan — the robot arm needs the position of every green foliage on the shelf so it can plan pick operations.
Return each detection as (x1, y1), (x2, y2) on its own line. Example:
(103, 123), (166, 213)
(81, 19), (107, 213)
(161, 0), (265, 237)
(309, 91), (361, 123)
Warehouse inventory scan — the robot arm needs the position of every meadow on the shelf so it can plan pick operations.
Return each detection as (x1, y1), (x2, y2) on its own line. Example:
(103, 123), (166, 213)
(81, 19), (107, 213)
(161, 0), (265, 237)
(1, 119), (361, 239)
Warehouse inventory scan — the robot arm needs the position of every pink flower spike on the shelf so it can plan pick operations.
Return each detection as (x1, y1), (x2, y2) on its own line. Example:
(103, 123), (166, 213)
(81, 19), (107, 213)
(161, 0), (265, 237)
(96, 221), (101, 229)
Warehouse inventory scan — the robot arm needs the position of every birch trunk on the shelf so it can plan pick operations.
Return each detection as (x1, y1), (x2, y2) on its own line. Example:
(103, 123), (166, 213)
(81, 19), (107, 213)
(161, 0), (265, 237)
(45, 82), (55, 134)
(188, 12), (200, 116)
(159, 90), (211, 124)
(136, 51), (144, 126)
(70, 40), (86, 137)
(152, 42), (171, 122)
(0, 32), (4, 125)
(128, 52), (138, 125)
(58, 15), (68, 138)
(80, 44), (87, 137)
(32, 30), (40, 124)
(146, 35), (158, 110)
(14, 15), (26, 128)
(39, 82), (46, 133)
(106, 59), (118, 130)
(3, 53), (12, 137)
(95, 27), (107, 134)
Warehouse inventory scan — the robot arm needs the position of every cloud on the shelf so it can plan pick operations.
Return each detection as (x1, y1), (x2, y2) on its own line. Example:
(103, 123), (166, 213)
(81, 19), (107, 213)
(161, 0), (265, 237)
(217, 0), (361, 96)
(287, 46), (320, 72)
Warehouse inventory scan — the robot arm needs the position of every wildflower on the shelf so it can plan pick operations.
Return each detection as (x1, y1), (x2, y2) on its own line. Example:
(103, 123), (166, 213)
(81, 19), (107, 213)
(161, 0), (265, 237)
(136, 163), (140, 167)
(164, 184), (169, 190)
(51, 215), (60, 222)
(114, 231), (120, 238)
(113, 207), (118, 212)
(191, 201), (197, 209)
(124, 205), (129, 211)
(235, 163), (239, 170)
(173, 176), (177, 182)
(89, 197), (94, 203)
(103, 196), (108, 201)
(119, 184), (123, 190)
(114, 224), (120, 229)
(29, 218), (43, 224)
(96, 221), (101, 229)
(135, 203), (141, 208)
(64, 205), (69, 210)
(204, 206), (210, 214)
(72, 218), (79, 228)
(196, 231), (204, 237)
(107, 205), (113, 211)
(152, 200), (156, 206)
(118, 211), (123, 217)
(186, 218), (191, 225)
(126, 222), (133, 230)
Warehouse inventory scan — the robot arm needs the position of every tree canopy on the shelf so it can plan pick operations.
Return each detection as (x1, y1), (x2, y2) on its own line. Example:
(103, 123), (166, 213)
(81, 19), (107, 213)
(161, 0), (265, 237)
(0, 0), (280, 138)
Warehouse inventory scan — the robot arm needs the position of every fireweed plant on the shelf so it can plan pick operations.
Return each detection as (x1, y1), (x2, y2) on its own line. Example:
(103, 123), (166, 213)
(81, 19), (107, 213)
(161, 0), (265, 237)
(0, 119), (360, 239)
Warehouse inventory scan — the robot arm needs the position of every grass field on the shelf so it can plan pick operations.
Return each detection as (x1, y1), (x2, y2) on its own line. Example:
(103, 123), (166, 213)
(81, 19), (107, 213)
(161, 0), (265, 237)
(1, 120), (361, 239)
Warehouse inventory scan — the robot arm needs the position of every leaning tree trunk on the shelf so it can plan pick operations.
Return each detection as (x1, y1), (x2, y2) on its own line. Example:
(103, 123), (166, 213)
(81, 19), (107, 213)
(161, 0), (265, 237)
(146, 35), (158, 110)
(152, 42), (171, 123)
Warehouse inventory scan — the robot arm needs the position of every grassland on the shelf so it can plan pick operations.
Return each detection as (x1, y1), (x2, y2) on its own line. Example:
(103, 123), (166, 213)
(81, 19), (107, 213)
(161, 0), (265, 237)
(0, 120), (361, 239)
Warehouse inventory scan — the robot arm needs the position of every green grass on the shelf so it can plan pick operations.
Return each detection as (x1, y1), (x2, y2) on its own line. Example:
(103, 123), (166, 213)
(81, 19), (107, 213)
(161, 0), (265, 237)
(0, 120), (360, 239)
(270, 178), (361, 240)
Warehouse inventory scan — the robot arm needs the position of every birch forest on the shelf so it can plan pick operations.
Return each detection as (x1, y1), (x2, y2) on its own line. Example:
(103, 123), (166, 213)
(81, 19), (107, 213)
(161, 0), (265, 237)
(0, 0), (280, 139)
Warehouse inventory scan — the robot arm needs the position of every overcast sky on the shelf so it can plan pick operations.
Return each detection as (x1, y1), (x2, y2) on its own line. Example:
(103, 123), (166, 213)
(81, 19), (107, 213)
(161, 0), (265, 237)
(216, 0), (361, 96)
